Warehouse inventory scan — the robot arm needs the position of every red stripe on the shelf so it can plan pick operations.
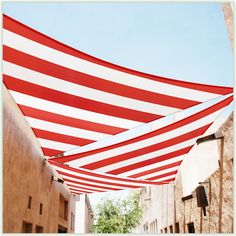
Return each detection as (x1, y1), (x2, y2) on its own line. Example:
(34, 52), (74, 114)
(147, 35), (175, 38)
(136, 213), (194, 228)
(49, 161), (162, 185)
(81, 124), (211, 170)
(3, 14), (233, 95)
(69, 189), (91, 194)
(67, 184), (104, 193)
(19, 105), (126, 135)
(108, 147), (190, 176)
(57, 170), (142, 189)
(156, 177), (175, 184)
(68, 187), (94, 194)
(68, 179), (173, 194)
(3, 46), (200, 109)
(32, 128), (93, 146)
(70, 191), (84, 195)
(41, 147), (62, 157)
(50, 95), (233, 163)
(63, 178), (122, 191)
(4, 74), (160, 122)
(128, 160), (183, 179)
(146, 170), (178, 181)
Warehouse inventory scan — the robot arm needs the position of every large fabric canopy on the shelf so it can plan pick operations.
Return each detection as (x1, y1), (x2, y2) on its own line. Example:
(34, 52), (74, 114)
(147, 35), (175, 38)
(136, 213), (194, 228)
(3, 14), (233, 157)
(3, 14), (233, 194)
(48, 95), (232, 193)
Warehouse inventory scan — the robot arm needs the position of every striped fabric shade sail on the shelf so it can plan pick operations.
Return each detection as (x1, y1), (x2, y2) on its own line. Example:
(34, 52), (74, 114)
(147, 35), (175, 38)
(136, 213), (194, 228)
(48, 160), (173, 195)
(3, 14), (233, 194)
(3, 14), (233, 158)
(48, 95), (233, 194)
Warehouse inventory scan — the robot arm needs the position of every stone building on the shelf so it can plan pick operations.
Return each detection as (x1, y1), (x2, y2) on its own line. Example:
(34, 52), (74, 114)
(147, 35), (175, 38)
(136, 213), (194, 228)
(75, 194), (94, 233)
(135, 113), (233, 233)
(3, 84), (76, 233)
(221, 2), (234, 50)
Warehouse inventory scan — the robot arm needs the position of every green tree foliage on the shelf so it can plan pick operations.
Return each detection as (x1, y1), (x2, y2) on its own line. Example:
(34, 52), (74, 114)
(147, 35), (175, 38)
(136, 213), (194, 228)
(93, 191), (142, 233)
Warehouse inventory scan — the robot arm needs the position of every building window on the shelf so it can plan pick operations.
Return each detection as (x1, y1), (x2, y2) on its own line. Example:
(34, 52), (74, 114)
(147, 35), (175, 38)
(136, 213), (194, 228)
(164, 227), (167, 233)
(28, 196), (32, 209)
(71, 212), (75, 230)
(143, 223), (148, 232)
(75, 195), (80, 201)
(187, 222), (195, 233)
(155, 219), (158, 233)
(59, 194), (68, 220)
(169, 225), (173, 233)
(64, 201), (68, 220)
(39, 203), (43, 215)
(35, 225), (43, 233)
(22, 221), (32, 233)
(175, 222), (180, 233)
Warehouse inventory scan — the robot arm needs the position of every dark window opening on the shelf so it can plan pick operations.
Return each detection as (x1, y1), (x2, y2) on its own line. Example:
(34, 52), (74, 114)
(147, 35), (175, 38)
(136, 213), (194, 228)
(169, 225), (173, 233)
(28, 196), (32, 209)
(161, 229), (163, 233)
(71, 212), (75, 230)
(58, 224), (67, 233)
(59, 194), (68, 220)
(143, 223), (148, 232)
(39, 203), (43, 215)
(64, 201), (68, 220)
(75, 195), (80, 201)
(187, 222), (195, 233)
(155, 219), (158, 233)
(175, 222), (180, 233)
(22, 221), (32, 233)
(164, 227), (167, 233)
(35, 225), (43, 233)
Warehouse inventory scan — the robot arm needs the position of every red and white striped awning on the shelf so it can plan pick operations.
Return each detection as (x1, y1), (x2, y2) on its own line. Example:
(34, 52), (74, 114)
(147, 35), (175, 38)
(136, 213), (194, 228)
(48, 161), (171, 195)
(3, 14), (233, 157)
(49, 95), (233, 193)
(3, 14), (233, 194)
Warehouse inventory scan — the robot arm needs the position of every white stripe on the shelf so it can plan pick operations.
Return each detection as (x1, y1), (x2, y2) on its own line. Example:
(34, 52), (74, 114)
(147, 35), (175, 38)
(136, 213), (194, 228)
(138, 166), (179, 180)
(119, 155), (185, 178)
(69, 188), (93, 193)
(3, 30), (222, 102)
(59, 172), (124, 190)
(67, 109), (222, 167)
(65, 179), (116, 192)
(3, 61), (179, 116)
(9, 90), (142, 129)
(65, 179), (123, 192)
(64, 122), (153, 156)
(38, 138), (78, 151)
(25, 116), (110, 141)
(68, 187), (94, 193)
(154, 174), (176, 182)
(64, 94), (232, 156)
(95, 138), (195, 173)
(53, 165), (153, 187)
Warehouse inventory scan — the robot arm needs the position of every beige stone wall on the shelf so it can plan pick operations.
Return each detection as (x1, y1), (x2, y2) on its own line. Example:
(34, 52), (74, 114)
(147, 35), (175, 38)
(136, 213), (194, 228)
(172, 114), (233, 234)
(136, 114), (233, 233)
(3, 85), (76, 233)
(222, 3), (234, 50)
(84, 195), (94, 233)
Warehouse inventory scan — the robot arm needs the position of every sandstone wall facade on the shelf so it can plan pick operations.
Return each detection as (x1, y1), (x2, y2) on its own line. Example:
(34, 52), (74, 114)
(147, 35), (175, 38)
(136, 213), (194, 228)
(3, 85), (76, 233)
(221, 2), (234, 50)
(136, 114), (233, 233)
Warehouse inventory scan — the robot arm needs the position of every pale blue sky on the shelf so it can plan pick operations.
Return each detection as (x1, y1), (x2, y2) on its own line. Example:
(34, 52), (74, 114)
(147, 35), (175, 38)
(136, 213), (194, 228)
(3, 2), (233, 87)
(2, 2), (234, 206)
